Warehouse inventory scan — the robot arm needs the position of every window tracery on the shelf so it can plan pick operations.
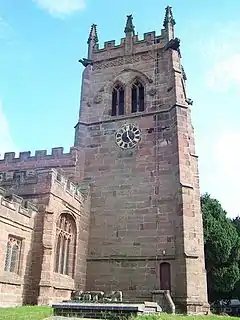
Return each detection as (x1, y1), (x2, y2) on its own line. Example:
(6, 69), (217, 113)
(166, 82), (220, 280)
(112, 84), (125, 116)
(55, 213), (76, 277)
(4, 236), (21, 273)
(131, 80), (144, 113)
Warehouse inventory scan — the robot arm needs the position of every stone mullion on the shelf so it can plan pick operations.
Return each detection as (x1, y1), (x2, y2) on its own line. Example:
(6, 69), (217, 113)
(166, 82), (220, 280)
(4, 242), (12, 272)
(125, 85), (131, 115)
(63, 236), (69, 275)
(136, 86), (140, 112)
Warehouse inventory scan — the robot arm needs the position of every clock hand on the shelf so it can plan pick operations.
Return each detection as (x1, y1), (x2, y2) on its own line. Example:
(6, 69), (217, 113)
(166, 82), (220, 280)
(126, 130), (132, 142)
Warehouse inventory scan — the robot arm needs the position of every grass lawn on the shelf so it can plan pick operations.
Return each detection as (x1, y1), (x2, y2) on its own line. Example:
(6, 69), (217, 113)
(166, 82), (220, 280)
(0, 306), (53, 320)
(136, 315), (236, 320)
(0, 308), (237, 320)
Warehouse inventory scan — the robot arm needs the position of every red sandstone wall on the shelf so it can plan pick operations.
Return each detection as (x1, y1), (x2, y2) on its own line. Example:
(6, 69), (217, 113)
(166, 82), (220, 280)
(0, 147), (85, 183)
(0, 168), (90, 306)
(31, 169), (90, 305)
(75, 20), (208, 311)
(0, 190), (38, 307)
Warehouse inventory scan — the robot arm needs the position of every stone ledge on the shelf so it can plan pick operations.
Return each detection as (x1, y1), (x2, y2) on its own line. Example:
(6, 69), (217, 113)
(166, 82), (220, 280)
(75, 103), (187, 127)
(87, 255), (175, 261)
(40, 276), (75, 291)
(52, 273), (75, 291)
(190, 153), (198, 158)
(0, 272), (23, 286)
(184, 252), (199, 259)
(180, 182), (194, 189)
(53, 284), (75, 291)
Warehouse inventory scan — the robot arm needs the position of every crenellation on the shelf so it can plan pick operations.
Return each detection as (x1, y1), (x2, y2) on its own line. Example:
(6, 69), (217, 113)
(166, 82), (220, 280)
(95, 39), (124, 52)
(0, 168), (87, 204)
(143, 31), (156, 42)
(0, 170), (37, 183)
(3, 152), (16, 161)
(0, 187), (5, 196)
(92, 32), (166, 62)
(0, 147), (76, 163)
(51, 147), (64, 157)
(35, 150), (47, 158)
(51, 168), (85, 202)
(0, 147), (80, 173)
(103, 40), (116, 49)
(0, 186), (38, 217)
(19, 151), (31, 160)
(9, 193), (23, 205)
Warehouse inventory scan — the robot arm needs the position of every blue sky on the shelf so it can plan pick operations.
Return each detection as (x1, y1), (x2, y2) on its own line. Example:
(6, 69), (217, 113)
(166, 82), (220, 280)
(0, 0), (239, 217)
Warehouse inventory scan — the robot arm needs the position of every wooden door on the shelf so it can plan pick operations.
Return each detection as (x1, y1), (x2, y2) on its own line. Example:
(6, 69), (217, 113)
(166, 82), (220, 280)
(160, 262), (171, 290)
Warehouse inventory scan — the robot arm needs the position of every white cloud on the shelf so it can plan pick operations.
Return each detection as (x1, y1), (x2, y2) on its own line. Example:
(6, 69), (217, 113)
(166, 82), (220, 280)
(33, 0), (86, 17)
(206, 53), (240, 92)
(0, 16), (11, 40)
(0, 100), (17, 156)
(192, 22), (240, 218)
(203, 23), (240, 92)
(199, 129), (240, 218)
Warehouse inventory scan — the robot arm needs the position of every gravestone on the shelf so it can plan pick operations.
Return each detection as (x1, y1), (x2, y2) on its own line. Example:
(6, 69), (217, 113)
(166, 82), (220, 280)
(51, 291), (162, 319)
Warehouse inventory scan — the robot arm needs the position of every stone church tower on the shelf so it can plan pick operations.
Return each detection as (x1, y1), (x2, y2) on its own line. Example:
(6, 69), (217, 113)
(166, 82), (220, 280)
(74, 6), (209, 313)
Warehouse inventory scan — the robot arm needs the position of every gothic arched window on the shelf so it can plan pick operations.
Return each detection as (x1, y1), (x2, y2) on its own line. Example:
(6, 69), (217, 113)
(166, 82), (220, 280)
(112, 83), (125, 116)
(4, 236), (21, 273)
(55, 213), (76, 277)
(160, 262), (171, 290)
(131, 80), (144, 113)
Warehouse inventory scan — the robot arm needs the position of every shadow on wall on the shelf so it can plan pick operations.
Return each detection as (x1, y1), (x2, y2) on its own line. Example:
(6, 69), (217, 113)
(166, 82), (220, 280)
(22, 210), (44, 305)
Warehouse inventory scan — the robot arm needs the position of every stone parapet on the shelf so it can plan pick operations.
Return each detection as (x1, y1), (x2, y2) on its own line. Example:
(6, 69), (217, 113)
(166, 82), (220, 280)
(0, 168), (87, 204)
(0, 187), (38, 218)
(0, 147), (78, 171)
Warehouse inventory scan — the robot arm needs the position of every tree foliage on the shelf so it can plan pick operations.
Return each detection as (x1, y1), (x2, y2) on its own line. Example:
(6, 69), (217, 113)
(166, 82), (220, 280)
(201, 193), (240, 302)
(232, 216), (240, 236)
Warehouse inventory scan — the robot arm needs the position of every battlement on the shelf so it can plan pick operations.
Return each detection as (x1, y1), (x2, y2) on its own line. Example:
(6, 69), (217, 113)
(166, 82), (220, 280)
(52, 168), (87, 202)
(91, 30), (166, 63)
(0, 187), (38, 218)
(84, 7), (176, 64)
(0, 147), (77, 162)
(0, 147), (79, 171)
(0, 168), (87, 204)
(95, 30), (165, 52)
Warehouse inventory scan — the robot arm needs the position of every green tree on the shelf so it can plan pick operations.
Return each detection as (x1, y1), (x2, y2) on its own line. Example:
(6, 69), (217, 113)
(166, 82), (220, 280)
(232, 216), (240, 236)
(201, 193), (240, 303)
(231, 216), (240, 300)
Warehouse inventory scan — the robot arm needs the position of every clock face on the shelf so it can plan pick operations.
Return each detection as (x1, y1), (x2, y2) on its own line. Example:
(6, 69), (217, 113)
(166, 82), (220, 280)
(115, 123), (141, 149)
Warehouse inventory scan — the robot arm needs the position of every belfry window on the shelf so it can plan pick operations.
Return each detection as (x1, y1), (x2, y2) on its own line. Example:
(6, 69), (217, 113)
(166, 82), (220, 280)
(55, 213), (76, 277)
(112, 84), (125, 116)
(131, 80), (144, 113)
(4, 236), (21, 273)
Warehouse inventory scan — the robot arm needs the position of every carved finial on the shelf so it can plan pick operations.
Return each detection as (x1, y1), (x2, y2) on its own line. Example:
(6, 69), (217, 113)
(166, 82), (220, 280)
(163, 6), (175, 41)
(124, 14), (135, 35)
(87, 24), (98, 60)
(163, 6), (175, 28)
(87, 24), (98, 45)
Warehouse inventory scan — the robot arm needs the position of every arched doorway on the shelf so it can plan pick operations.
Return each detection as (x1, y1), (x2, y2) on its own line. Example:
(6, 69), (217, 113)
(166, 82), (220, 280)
(160, 262), (171, 290)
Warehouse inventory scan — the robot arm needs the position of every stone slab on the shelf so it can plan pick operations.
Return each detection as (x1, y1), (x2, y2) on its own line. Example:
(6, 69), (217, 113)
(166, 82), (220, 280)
(52, 301), (162, 319)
